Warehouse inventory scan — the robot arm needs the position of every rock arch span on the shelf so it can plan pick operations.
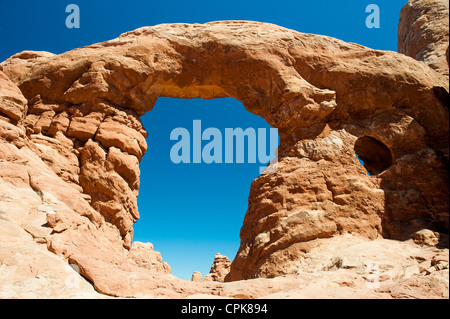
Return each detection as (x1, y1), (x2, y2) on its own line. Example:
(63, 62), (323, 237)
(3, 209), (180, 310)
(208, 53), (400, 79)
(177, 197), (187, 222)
(0, 17), (448, 295)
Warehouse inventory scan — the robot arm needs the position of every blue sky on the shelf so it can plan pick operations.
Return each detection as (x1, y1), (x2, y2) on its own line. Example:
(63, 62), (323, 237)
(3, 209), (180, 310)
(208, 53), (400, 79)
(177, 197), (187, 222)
(1, 0), (406, 280)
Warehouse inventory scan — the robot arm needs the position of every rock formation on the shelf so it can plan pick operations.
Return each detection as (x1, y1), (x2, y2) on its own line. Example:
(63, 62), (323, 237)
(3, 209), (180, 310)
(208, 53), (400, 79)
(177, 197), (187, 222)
(203, 254), (232, 282)
(191, 271), (202, 282)
(398, 0), (449, 79)
(0, 0), (448, 299)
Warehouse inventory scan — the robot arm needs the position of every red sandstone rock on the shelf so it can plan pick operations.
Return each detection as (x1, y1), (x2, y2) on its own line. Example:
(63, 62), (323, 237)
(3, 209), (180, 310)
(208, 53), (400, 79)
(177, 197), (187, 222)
(78, 139), (139, 248)
(128, 242), (171, 274)
(398, 0), (449, 78)
(203, 254), (232, 282)
(95, 119), (147, 160)
(0, 51), (55, 84)
(106, 147), (140, 194)
(0, 71), (27, 121)
(67, 112), (103, 141)
(0, 0), (448, 299)
(191, 271), (202, 282)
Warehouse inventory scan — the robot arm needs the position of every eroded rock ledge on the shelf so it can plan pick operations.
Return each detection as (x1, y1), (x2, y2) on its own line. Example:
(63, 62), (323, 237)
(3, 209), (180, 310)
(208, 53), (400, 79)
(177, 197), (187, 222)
(0, 0), (448, 298)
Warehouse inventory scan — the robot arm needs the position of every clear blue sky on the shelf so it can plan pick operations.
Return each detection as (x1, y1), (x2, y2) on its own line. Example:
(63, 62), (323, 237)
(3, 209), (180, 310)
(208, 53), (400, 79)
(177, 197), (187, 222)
(0, 0), (407, 280)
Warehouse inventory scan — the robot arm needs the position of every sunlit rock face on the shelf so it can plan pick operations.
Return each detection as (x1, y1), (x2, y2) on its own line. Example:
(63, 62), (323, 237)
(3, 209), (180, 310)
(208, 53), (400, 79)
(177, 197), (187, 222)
(0, 0), (448, 297)
(398, 0), (449, 79)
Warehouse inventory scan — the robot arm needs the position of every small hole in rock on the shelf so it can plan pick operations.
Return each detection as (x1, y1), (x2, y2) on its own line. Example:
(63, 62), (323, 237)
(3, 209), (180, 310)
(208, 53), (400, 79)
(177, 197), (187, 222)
(354, 136), (393, 176)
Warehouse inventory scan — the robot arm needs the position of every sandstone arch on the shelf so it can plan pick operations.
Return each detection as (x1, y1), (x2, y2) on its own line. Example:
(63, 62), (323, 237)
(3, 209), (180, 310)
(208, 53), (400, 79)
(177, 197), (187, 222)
(0, 15), (448, 295)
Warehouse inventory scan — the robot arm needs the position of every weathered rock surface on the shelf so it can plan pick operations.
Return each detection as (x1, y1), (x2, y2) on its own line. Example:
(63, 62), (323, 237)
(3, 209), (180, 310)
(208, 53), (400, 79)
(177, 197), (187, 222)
(258, 234), (449, 299)
(0, 71), (28, 121)
(398, 0), (449, 78)
(191, 271), (202, 282)
(203, 254), (232, 282)
(128, 242), (171, 274)
(0, 0), (448, 299)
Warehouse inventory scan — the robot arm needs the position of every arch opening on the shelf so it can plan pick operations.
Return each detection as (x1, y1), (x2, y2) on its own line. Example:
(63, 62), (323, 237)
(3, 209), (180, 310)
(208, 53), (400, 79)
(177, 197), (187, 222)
(133, 96), (279, 280)
(354, 136), (393, 176)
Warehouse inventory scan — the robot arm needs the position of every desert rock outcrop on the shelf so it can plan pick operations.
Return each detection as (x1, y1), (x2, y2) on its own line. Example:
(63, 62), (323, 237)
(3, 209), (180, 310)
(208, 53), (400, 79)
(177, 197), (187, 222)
(398, 0), (449, 78)
(203, 254), (232, 282)
(0, 0), (448, 298)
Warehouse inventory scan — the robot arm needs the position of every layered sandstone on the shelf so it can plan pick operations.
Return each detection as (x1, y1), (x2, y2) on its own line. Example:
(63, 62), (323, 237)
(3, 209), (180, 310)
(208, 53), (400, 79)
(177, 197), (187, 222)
(203, 254), (232, 282)
(398, 0), (449, 78)
(0, 0), (448, 299)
